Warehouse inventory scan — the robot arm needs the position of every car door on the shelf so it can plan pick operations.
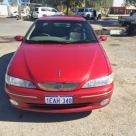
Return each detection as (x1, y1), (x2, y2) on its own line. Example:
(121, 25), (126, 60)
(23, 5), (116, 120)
(77, 8), (84, 16)
(40, 8), (46, 17)
(133, 13), (136, 16)
(41, 8), (52, 17)
(89, 8), (94, 17)
(51, 9), (58, 15)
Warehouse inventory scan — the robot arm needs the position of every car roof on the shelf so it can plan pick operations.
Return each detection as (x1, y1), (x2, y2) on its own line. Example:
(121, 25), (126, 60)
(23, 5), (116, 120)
(38, 15), (86, 21)
(35, 7), (53, 9)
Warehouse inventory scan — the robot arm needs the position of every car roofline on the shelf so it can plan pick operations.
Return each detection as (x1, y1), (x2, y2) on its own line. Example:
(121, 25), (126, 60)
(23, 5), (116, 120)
(35, 7), (53, 9)
(38, 15), (86, 21)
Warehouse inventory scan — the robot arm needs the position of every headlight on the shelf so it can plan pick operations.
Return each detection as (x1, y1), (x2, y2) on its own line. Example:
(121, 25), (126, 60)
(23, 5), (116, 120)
(5, 74), (36, 89)
(82, 73), (113, 88)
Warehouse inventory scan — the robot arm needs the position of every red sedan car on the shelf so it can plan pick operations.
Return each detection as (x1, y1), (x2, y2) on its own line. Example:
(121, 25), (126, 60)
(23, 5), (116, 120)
(5, 16), (113, 113)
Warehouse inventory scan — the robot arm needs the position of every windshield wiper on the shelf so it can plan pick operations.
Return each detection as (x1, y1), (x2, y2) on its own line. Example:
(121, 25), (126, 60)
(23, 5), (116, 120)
(25, 40), (69, 44)
(66, 39), (97, 44)
(25, 39), (97, 44)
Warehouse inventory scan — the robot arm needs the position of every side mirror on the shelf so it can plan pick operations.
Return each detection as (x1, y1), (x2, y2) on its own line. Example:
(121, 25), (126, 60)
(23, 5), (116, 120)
(14, 36), (23, 41)
(99, 36), (107, 42)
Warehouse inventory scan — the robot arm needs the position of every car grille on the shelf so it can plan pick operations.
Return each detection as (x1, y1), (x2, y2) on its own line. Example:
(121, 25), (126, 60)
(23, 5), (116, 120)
(27, 103), (92, 110)
(38, 82), (80, 91)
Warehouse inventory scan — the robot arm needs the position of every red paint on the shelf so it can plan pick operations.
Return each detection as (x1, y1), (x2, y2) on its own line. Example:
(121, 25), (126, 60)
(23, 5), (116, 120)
(39, 15), (86, 21)
(99, 36), (107, 42)
(14, 35), (23, 41)
(110, 7), (134, 14)
(5, 16), (113, 113)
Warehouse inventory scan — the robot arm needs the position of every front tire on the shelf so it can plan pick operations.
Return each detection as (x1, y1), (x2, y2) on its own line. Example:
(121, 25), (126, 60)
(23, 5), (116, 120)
(127, 27), (135, 35)
(16, 15), (19, 20)
(27, 15), (30, 20)
(43, 14), (47, 17)
(97, 14), (101, 20)
(86, 14), (90, 20)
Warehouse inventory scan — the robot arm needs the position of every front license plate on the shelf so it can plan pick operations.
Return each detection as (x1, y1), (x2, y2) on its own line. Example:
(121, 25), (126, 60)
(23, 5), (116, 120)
(45, 95), (73, 104)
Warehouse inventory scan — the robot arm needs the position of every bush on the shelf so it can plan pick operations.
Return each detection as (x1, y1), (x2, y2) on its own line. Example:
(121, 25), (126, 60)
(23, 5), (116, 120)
(63, 10), (73, 15)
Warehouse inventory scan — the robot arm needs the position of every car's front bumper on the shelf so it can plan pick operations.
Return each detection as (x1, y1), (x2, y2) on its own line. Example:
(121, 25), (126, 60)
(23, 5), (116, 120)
(5, 83), (113, 113)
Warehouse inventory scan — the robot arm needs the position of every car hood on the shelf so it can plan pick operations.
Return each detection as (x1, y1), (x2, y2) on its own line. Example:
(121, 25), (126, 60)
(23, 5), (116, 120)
(9, 43), (109, 85)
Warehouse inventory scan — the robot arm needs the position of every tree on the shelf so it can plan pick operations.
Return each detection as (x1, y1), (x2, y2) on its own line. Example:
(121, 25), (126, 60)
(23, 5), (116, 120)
(124, 0), (136, 7)
(85, 0), (110, 9)
(44, 0), (84, 14)
(30, 0), (45, 5)
(0, 0), (4, 4)
(64, 0), (84, 14)
(8, 0), (18, 5)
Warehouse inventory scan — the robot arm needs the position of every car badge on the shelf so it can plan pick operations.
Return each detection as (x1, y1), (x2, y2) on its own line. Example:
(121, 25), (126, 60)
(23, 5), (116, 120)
(58, 71), (60, 76)
(55, 85), (63, 89)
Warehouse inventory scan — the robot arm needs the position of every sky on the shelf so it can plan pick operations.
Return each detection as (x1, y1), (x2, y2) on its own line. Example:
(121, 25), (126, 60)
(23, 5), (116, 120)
(3, 0), (8, 5)
(3, 0), (20, 5)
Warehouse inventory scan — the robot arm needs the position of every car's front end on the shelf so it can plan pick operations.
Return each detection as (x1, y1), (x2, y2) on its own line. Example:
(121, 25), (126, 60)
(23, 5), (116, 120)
(5, 80), (113, 113)
(5, 16), (114, 113)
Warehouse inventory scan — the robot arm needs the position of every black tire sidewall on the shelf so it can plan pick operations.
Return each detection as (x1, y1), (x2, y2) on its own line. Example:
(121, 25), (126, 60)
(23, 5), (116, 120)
(127, 28), (134, 35)
(27, 15), (30, 20)
(86, 14), (90, 20)
(43, 14), (47, 17)
(16, 15), (19, 20)
(97, 14), (101, 20)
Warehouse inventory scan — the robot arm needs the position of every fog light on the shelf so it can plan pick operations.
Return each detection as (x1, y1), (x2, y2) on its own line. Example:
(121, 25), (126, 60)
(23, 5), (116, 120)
(100, 98), (109, 105)
(9, 99), (18, 106)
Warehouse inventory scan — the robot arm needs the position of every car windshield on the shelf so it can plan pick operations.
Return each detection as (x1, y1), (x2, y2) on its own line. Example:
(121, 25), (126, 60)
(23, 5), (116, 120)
(78, 9), (84, 12)
(73, 10), (77, 13)
(34, 8), (38, 11)
(25, 20), (97, 44)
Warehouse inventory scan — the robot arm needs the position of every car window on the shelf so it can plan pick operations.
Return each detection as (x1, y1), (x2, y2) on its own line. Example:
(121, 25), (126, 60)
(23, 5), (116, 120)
(78, 9), (84, 12)
(52, 9), (57, 12)
(41, 8), (46, 11)
(34, 8), (38, 11)
(85, 9), (88, 12)
(47, 9), (51, 11)
(41, 8), (51, 12)
(133, 13), (136, 16)
(25, 20), (97, 44)
(89, 9), (93, 12)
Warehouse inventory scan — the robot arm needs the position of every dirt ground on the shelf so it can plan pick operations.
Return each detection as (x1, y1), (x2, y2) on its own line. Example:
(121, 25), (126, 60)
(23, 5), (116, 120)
(0, 18), (136, 136)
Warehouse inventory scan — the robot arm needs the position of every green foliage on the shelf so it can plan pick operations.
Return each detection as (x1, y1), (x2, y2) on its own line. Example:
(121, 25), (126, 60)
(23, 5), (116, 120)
(85, 0), (110, 9)
(29, 0), (110, 14)
(8, 0), (18, 5)
(30, 0), (45, 5)
(68, 0), (84, 8)
(0, 0), (4, 4)
(124, 0), (136, 7)
(30, 0), (84, 9)
(63, 10), (73, 15)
